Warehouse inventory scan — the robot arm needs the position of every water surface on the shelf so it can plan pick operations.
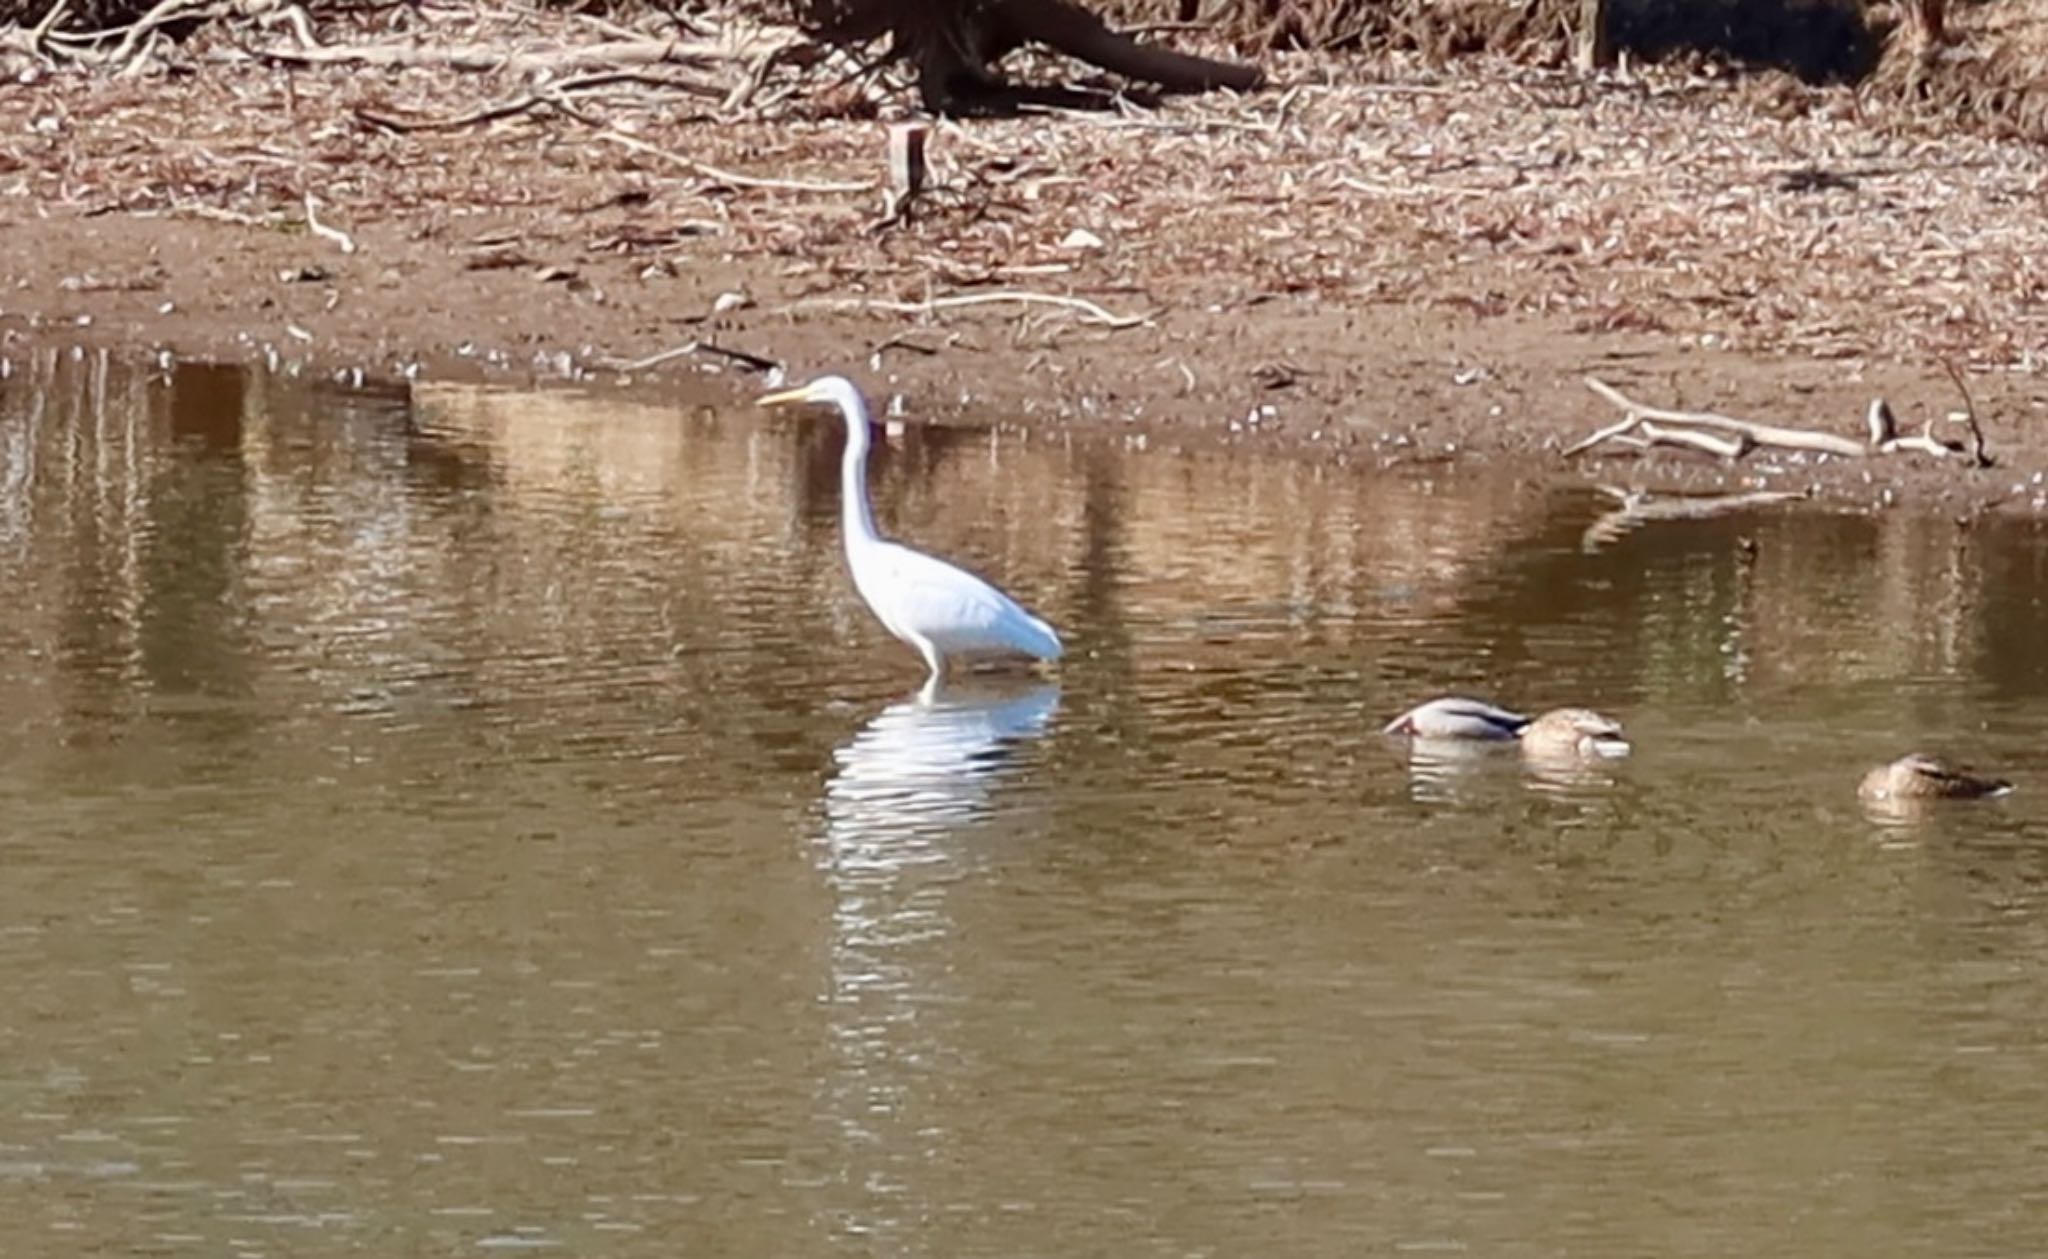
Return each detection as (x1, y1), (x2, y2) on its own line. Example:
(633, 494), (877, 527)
(3, 352), (2047, 1256)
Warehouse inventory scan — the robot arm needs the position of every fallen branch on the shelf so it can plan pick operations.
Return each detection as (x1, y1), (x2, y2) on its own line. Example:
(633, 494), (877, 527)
(249, 35), (789, 74)
(800, 291), (1151, 329)
(1570, 376), (1987, 464)
(1584, 376), (1866, 457)
(354, 70), (722, 133)
(1560, 409), (1653, 458)
(1634, 418), (1748, 459)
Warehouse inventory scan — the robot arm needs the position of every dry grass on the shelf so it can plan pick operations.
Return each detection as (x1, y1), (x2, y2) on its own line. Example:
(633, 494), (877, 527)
(1871, 0), (2048, 138)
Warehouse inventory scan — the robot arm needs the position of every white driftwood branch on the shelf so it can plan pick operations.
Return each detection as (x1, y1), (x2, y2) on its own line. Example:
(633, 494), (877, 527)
(1635, 419), (1749, 459)
(1570, 376), (1984, 465)
(1583, 377), (1867, 457)
(302, 192), (356, 254)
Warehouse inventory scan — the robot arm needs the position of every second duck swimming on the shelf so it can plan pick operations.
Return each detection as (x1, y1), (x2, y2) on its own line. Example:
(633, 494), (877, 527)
(1384, 696), (1631, 760)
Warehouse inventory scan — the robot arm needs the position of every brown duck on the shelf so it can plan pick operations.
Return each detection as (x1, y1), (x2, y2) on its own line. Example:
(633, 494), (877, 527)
(1858, 753), (2012, 803)
(1384, 697), (1630, 760)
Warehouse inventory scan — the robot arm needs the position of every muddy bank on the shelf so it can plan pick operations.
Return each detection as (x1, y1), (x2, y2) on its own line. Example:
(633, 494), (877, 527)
(11, 204), (2038, 520)
(3, 7), (2046, 512)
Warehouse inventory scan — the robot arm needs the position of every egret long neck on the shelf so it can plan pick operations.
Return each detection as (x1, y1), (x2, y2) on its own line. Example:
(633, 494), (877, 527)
(839, 407), (881, 551)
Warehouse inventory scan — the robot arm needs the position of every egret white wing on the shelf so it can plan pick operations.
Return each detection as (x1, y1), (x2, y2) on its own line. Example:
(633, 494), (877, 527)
(858, 542), (1062, 661)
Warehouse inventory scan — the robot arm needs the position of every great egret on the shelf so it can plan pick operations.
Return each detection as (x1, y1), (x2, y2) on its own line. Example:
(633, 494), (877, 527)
(1384, 695), (1630, 759)
(758, 375), (1063, 681)
(1859, 753), (2012, 802)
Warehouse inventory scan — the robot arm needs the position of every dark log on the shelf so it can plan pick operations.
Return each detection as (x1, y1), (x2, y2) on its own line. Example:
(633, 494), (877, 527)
(984, 0), (1263, 93)
(816, 0), (1262, 114)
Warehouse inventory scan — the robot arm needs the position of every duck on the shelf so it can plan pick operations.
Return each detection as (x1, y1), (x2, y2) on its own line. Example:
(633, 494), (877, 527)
(1384, 696), (1630, 759)
(1858, 753), (2011, 803)
(1519, 707), (1632, 761)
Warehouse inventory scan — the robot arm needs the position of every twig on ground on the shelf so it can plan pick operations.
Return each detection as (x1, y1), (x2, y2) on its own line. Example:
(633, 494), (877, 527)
(249, 35), (794, 74)
(597, 129), (870, 193)
(1942, 360), (1993, 467)
(869, 334), (944, 362)
(802, 291), (1151, 329)
(719, 46), (783, 115)
(695, 342), (779, 372)
(535, 87), (606, 128)
(303, 192), (356, 254)
(357, 98), (543, 134)
(261, 2), (320, 51)
(1337, 175), (1490, 200)
(0, 0), (67, 62)
(594, 341), (779, 374)
(355, 70), (721, 133)
(164, 202), (273, 227)
(597, 343), (702, 372)
(109, 0), (219, 69)
(27, 0), (71, 58)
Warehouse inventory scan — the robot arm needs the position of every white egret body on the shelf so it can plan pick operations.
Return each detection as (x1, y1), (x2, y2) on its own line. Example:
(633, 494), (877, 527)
(759, 376), (1063, 680)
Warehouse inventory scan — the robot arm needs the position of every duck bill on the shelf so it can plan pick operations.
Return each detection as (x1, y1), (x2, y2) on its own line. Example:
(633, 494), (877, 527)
(1584, 735), (1632, 760)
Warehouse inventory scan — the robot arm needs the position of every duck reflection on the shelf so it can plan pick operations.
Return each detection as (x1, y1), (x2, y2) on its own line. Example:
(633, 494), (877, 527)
(1521, 747), (1628, 799)
(1397, 736), (1626, 805)
(1397, 736), (1501, 805)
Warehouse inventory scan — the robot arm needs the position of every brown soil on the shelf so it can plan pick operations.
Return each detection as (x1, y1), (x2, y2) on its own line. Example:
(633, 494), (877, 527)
(3, 3), (2047, 514)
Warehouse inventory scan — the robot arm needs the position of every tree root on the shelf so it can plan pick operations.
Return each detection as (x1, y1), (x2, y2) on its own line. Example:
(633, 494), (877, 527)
(904, 0), (1264, 115)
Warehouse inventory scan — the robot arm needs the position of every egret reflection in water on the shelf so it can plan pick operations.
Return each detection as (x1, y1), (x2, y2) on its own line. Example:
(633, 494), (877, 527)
(822, 679), (1061, 866)
(813, 680), (1061, 1239)
(817, 677), (1060, 1025)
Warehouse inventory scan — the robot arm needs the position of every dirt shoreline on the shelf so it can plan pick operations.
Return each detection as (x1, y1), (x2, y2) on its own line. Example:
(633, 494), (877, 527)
(4, 35), (2047, 513)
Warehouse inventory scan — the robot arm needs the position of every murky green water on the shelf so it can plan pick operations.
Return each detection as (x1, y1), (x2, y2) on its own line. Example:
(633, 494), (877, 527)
(4, 351), (2048, 1256)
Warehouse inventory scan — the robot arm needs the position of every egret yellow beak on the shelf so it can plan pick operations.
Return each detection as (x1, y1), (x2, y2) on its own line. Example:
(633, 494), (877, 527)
(758, 384), (815, 408)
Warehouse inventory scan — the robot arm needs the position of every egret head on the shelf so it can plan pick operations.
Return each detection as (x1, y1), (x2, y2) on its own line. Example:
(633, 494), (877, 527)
(758, 374), (864, 415)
